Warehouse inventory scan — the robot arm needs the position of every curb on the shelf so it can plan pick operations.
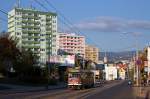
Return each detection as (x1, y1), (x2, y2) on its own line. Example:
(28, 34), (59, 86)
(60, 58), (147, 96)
(0, 85), (67, 95)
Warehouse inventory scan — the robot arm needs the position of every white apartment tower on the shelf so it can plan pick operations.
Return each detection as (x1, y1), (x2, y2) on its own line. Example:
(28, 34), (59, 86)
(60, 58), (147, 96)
(8, 8), (58, 67)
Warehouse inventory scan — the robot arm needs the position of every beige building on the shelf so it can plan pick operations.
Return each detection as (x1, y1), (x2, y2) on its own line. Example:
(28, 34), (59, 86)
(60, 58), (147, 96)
(85, 45), (99, 63)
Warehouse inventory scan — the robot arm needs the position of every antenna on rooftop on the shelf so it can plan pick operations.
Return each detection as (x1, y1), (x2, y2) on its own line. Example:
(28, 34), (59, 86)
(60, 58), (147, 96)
(16, 0), (21, 8)
(104, 52), (108, 63)
(30, 0), (33, 8)
(105, 52), (107, 57)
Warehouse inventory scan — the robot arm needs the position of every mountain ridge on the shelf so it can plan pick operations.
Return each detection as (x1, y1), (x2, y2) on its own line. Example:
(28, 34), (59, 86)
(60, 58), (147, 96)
(99, 51), (136, 62)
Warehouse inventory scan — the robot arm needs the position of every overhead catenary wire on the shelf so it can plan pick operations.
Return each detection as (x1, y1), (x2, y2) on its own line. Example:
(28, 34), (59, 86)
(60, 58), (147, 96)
(0, 2), (87, 44)
(35, 0), (100, 47)
(0, 17), (8, 33)
(33, 0), (79, 36)
(44, 0), (101, 48)
(0, 8), (9, 33)
(33, 0), (75, 33)
(44, 0), (79, 33)
(0, 8), (15, 20)
(0, 9), (8, 15)
(34, 0), (49, 11)
(0, 1), (138, 53)
(1, 1), (102, 50)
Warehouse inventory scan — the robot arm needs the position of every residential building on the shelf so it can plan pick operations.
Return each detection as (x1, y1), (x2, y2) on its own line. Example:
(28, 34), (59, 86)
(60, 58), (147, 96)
(104, 56), (108, 64)
(85, 45), (99, 63)
(8, 7), (58, 67)
(147, 46), (150, 80)
(118, 68), (126, 80)
(104, 64), (118, 80)
(58, 33), (85, 57)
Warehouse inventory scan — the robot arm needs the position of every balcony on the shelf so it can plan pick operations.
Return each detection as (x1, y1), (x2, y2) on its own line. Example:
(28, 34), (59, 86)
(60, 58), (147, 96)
(22, 15), (40, 19)
(22, 30), (40, 34)
(46, 18), (51, 21)
(22, 40), (40, 44)
(46, 22), (51, 26)
(22, 45), (40, 49)
(28, 36), (40, 39)
(22, 20), (40, 25)
(46, 32), (52, 35)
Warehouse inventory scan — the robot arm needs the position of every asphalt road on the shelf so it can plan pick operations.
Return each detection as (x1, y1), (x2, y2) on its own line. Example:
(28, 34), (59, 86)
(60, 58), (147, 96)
(85, 81), (136, 99)
(0, 81), (139, 99)
(0, 86), (11, 90)
(30, 80), (125, 99)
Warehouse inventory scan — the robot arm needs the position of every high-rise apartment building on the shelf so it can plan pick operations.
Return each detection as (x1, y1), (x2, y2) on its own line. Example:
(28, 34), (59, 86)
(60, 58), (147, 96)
(85, 45), (99, 63)
(8, 8), (58, 67)
(58, 33), (85, 57)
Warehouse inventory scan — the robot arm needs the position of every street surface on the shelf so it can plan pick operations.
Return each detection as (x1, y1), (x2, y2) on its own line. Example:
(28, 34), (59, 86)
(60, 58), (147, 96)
(0, 80), (144, 99)
(85, 81), (135, 99)
(0, 86), (11, 90)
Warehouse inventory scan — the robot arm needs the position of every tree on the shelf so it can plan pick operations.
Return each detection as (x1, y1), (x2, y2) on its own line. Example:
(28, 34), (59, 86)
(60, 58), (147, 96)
(138, 49), (148, 84)
(0, 34), (36, 77)
(0, 61), (5, 74)
(0, 34), (20, 75)
(0, 34), (50, 84)
(13, 49), (36, 77)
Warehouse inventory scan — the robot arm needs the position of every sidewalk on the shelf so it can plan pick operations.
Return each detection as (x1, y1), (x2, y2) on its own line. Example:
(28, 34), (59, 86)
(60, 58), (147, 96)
(0, 82), (67, 94)
(133, 86), (150, 99)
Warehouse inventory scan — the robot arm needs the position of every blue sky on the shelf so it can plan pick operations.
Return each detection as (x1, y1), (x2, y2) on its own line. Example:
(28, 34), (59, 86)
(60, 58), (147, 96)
(0, 0), (150, 51)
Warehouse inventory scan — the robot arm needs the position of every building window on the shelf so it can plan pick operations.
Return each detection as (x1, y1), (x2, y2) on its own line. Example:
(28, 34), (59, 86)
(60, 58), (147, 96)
(52, 20), (56, 23)
(53, 35), (56, 37)
(40, 39), (45, 41)
(52, 30), (56, 32)
(41, 49), (45, 51)
(52, 45), (56, 47)
(40, 34), (45, 36)
(16, 32), (21, 35)
(52, 25), (56, 28)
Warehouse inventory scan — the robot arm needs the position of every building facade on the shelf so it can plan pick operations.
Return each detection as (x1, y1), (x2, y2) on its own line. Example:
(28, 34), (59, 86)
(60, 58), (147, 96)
(147, 47), (150, 80)
(105, 64), (118, 80)
(8, 8), (58, 67)
(85, 45), (99, 63)
(58, 33), (85, 57)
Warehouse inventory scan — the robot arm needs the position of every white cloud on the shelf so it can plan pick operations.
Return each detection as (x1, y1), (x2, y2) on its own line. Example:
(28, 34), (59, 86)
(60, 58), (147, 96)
(127, 20), (150, 30)
(75, 16), (150, 32)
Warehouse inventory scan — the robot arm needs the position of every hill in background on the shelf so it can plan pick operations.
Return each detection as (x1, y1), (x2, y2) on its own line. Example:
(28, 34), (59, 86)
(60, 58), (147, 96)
(99, 51), (136, 62)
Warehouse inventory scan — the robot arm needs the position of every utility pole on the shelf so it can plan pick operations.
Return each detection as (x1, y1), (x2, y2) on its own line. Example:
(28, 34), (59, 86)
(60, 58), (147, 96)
(16, 0), (20, 8)
(147, 47), (150, 85)
(122, 32), (140, 86)
(104, 52), (108, 64)
(133, 55), (136, 83)
(136, 50), (139, 86)
(47, 37), (51, 89)
(30, 0), (33, 8)
(83, 54), (85, 69)
(135, 32), (139, 86)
